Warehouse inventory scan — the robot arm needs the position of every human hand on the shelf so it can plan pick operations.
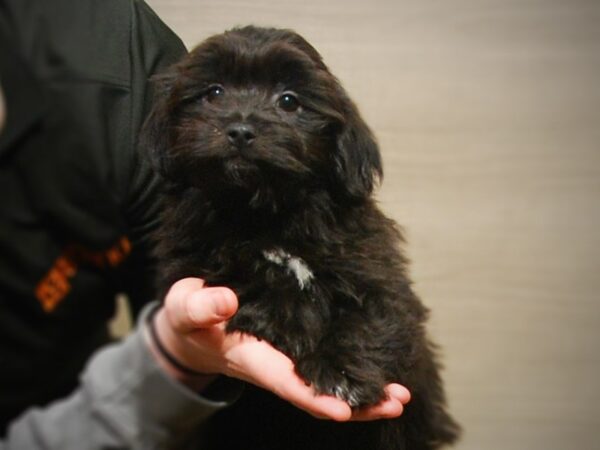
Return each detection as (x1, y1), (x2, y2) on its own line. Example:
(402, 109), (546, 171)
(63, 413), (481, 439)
(149, 277), (411, 421)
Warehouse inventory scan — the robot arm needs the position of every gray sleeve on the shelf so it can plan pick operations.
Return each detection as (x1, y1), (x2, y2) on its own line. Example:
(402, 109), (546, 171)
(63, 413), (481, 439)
(1, 303), (242, 450)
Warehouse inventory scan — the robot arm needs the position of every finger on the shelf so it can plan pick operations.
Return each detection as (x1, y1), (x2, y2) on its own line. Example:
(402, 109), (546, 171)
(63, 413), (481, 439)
(279, 379), (353, 422)
(224, 337), (352, 421)
(387, 383), (411, 405)
(188, 286), (238, 325)
(268, 363), (352, 421)
(165, 278), (238, 332)
(349, 384), (410, 422)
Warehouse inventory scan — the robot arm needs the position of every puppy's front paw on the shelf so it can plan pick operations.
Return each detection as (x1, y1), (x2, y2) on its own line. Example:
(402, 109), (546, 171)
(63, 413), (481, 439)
(296, 354), (386, 408)
(226, 304), (316, 360)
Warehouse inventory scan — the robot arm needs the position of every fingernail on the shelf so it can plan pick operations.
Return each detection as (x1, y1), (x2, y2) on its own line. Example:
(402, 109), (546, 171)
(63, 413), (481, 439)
(213, 289), (237, 317)
(392, 385), (411, 404)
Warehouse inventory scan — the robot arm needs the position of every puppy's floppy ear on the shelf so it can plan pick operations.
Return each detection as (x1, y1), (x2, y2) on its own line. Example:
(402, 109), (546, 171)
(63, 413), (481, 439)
(139, 70), (179, 178)
(334, 98), (383, 199)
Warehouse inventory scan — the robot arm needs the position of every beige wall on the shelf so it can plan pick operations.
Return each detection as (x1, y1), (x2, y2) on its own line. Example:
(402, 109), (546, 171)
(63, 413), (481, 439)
(145, 1), (600, 448)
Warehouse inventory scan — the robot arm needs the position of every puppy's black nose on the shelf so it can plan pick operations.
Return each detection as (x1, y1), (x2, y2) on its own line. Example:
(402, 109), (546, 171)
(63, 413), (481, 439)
(226, 123), (256, 148)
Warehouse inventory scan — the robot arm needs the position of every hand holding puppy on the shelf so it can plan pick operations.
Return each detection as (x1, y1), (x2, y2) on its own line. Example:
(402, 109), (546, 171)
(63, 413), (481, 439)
(148, 277), (411, 421)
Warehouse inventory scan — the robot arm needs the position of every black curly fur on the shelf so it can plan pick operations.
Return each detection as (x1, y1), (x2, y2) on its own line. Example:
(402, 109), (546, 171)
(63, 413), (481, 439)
(142, 25), (460, 449)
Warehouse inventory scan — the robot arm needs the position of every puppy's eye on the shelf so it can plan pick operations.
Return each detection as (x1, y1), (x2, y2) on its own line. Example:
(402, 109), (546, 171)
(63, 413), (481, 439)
(205, 85), (225, 103)
(278, 93), (300, 112)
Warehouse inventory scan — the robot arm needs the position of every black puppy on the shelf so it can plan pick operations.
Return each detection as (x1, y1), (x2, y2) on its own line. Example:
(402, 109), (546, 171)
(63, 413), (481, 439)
(143, 26), (459, 450)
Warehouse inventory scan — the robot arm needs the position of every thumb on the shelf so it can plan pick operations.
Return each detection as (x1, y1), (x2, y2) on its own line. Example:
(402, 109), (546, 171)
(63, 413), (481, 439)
(165, 279), (238, 332)
(189, 287), (239, 327)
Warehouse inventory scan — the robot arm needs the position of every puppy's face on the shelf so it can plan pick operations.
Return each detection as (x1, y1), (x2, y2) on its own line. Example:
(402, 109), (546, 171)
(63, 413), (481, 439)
(144, 26), (383, 205)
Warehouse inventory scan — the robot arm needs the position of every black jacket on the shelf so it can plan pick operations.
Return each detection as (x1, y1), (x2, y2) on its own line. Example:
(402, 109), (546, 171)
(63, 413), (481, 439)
(0, 0), (186, 430)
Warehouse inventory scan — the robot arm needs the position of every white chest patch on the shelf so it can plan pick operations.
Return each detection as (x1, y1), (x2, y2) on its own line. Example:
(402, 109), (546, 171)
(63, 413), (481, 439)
(262, 248), (314, 290)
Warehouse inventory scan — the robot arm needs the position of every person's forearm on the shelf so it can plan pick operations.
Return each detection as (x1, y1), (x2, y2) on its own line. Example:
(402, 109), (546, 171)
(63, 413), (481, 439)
(1, 302), (242, 450)
(145, 304), (220, 392)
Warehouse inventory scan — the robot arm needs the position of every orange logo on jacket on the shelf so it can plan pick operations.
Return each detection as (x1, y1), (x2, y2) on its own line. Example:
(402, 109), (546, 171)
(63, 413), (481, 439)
(35, 236), (132, 312)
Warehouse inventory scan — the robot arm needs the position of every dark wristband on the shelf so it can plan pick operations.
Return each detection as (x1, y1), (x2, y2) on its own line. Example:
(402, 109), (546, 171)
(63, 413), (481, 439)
(147, 305), (209, 377)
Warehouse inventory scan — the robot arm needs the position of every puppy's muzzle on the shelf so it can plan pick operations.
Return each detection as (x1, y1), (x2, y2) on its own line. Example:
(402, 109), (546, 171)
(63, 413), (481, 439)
(227, 122), (256, 149)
